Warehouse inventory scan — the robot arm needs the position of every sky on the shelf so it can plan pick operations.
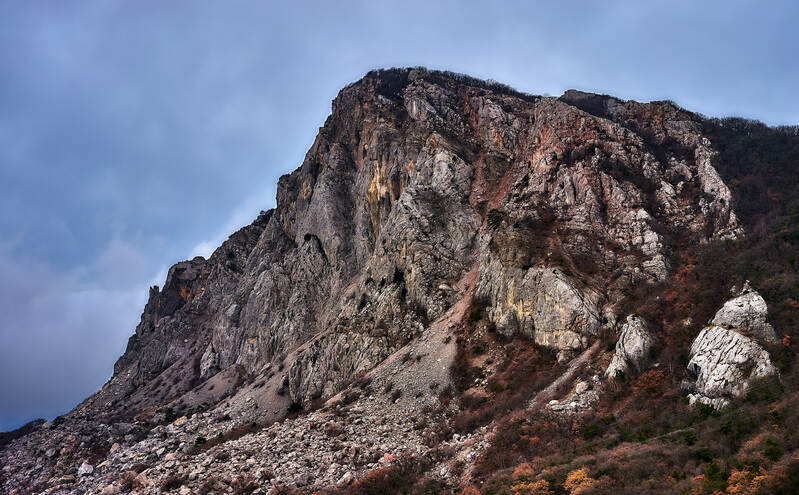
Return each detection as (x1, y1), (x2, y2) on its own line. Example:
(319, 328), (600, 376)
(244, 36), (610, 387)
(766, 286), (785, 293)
(1, 0), (798, 432)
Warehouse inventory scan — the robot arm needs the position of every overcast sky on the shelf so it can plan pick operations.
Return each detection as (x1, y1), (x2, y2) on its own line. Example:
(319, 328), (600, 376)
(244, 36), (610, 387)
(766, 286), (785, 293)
(1, 0), (797, 431)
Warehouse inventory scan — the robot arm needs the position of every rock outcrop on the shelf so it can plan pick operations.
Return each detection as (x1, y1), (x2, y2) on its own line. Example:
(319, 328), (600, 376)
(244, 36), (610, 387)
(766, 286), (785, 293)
(1, 68), (767, 494)
(476, 265), (602, 356)
(686, 283), (779, 409)
(711, 281), (778, 345)
(68, 68), (743, 423)
(605, 315), (657, 378)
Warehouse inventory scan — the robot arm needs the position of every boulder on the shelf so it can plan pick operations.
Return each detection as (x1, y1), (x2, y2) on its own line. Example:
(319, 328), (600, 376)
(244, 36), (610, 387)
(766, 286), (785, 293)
(711, 281), (778, 345)
(684, 282), (780, 409)
(605, 315), (657, 378)
(687, 325), (777, 406)
(77, 461), (93, 476)
(547, 377), (602, 414)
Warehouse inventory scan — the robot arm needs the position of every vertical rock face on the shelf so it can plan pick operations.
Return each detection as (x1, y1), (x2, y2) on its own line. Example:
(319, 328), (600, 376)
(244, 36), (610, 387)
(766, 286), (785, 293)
(70, 68), (744, 420)
(476, 265), (601, 354)
(605, 315), (657, 378)
(686, 283), (779, 408)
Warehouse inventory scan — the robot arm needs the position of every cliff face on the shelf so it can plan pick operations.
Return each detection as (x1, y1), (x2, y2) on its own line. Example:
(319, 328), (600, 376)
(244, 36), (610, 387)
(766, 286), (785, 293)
(4, 68), (799, 494)
(95, 68), (740, 412)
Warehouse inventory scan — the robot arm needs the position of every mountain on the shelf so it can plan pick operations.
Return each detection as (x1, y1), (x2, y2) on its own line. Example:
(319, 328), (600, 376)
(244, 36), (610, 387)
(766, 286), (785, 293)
(2, 68), (799, 494)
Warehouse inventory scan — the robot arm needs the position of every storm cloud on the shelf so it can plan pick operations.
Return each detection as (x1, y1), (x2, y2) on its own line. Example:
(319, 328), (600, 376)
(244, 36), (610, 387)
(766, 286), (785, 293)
(1, 0), (797, 431)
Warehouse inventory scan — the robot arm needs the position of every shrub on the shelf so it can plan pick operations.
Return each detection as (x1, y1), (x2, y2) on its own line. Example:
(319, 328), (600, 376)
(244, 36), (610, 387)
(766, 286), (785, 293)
(164, 407), (176, 423)
(702, 462), (728, 493)
(563, 467), (595, 493)
(682, 430), (697, 446)
(697, 402), (721, 418)
(160, 474), (186, 491)
(763, 438), (783, 462)
(231, 474), (259, 495)
(634, 369), (665, 396)
(327, 455), (436, 495)
(581, 423), (601, 441)
(768, 460), (799, 494)
(511, 479), (553, 495)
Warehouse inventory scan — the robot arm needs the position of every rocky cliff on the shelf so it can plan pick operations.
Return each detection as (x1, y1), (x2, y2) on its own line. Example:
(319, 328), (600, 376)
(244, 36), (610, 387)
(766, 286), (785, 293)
(3, 68), (799, 495)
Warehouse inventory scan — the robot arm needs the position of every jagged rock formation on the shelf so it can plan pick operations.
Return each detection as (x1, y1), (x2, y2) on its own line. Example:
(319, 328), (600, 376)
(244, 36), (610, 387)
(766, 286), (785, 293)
(686, 283), (779, 409)
(604, 315), (657, 378)
(4, 68), (792, 495)
(74, 67), (742, 423)
(711, 281), (779, 345)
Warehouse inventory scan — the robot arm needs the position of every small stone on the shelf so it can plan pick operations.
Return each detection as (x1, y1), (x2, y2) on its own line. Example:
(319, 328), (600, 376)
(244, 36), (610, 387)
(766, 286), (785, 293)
(77, 461), (93, 476)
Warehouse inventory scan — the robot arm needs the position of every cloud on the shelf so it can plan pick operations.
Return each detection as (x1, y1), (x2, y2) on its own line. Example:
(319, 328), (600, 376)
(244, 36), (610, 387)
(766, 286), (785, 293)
(0, 240), (148, 430)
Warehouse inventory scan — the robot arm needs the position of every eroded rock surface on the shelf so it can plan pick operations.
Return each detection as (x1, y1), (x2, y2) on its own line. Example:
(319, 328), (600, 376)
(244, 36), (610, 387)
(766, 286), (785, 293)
(711, 281), (778, 345)
(685, 283), (779, 409)
(476, 265), (601, 354)
(687, 326), (777, 409)
(605, 315), (657, 378)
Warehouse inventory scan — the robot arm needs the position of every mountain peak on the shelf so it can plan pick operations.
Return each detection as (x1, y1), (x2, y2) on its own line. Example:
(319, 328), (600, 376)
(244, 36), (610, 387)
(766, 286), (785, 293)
(4, 69), (799, 494)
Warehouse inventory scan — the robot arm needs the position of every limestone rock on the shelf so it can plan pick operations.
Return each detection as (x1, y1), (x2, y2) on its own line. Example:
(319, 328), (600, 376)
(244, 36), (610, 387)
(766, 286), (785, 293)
(687, 325), (777, 403)
(94, 68), (743, 417)
(684, 282), (780, 409)
(605, 315), (657, 378)
(711, 281), (778, 345)
(547, 377), (602, 414)
(77, 461), (93, 476)
(476, 265), (602, 352)
(200, 343), (219, 379)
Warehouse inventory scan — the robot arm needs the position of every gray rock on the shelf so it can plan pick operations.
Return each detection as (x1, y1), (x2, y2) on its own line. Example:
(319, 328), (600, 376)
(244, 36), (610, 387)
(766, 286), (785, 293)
(711, 281), (778, 345)
(77, 461), (93, 476)
(605, 315), (657, 378)
(684, 283), (780, 409)
(200, 343), (219, 379)
(0, 68), (759, 494)
(687, 325), (777, 403)
(547, 379), (600, 414)
(477, 265), (601, 351)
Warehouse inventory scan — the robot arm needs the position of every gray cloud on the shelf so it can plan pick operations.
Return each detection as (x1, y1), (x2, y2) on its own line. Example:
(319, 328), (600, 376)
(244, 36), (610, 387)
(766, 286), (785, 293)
(1, 0), (798, 430)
